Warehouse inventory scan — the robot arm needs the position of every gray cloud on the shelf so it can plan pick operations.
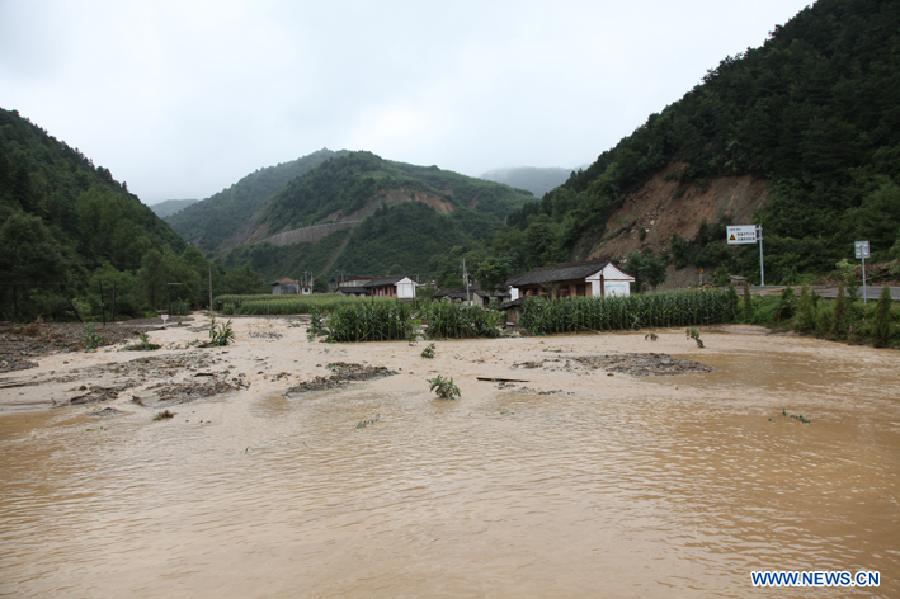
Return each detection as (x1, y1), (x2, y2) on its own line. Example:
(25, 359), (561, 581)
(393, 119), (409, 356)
(0, 0), (810, 203)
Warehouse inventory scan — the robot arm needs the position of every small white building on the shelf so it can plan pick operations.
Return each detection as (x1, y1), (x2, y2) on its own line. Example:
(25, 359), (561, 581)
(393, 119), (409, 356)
(395, 277), (416, 299)
(585, 263), (636, 297)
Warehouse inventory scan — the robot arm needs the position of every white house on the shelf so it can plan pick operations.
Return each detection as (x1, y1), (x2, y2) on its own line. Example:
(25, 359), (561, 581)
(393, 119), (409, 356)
(585, 263), (636, 297)
(505, 261), (635, 299)
(365, 276), (417, 299)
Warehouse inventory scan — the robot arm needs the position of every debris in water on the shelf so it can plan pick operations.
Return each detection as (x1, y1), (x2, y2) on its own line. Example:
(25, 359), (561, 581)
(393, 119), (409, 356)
(153, 409), (176, 421)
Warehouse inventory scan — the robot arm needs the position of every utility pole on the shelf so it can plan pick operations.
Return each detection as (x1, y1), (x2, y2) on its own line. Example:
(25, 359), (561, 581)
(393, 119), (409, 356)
(757, 225), (765, 288)
(208, 264), (213, 313)
(462, 258), (471, 306)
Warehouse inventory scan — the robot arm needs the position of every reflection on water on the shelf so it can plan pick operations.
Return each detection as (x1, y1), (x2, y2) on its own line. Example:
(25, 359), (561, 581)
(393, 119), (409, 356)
(1, 349), (898, 598)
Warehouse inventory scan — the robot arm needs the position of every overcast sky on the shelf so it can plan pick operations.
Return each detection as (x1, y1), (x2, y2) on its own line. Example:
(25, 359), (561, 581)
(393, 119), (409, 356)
(1, 0), (810, 203)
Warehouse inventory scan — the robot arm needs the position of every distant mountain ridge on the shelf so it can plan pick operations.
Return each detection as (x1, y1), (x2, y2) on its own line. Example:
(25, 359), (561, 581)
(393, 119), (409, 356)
(167, 150), (534, 282)
(149, 198), (198, 218)
(480, 166), (573, 197)
(165, 148), (344, 252)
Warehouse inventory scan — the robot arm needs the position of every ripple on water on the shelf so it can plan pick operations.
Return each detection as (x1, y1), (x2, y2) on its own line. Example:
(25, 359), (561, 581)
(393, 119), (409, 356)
(1, 346), (898, 598)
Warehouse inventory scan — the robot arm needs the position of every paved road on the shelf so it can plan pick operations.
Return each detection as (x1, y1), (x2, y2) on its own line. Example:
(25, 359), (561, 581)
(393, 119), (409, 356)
(750, 285), (900, 301)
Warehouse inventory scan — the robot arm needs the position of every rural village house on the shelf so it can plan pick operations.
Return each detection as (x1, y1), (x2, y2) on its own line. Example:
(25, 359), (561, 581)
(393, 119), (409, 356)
(337, 275), (418, 299)
(501, 261), (636, 325)
(271, 277), (313, 295)
(506, 261), (635, 300)
(433, 288), (509, 308)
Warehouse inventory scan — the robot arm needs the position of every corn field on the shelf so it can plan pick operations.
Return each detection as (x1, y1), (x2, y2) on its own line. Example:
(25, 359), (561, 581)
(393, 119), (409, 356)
(326, 301), (414, 342)
(215, 293), (392, 315)
(520, 289), (739, 334)
(423, 302), (501, 339)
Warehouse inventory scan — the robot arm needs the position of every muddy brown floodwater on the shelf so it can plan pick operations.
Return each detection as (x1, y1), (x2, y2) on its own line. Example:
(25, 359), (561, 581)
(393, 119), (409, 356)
(0, 317), (898, 598)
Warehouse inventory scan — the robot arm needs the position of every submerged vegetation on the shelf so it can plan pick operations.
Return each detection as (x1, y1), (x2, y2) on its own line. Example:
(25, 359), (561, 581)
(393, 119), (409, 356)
(428, 375), (461, 400)
(200, 317), (235, 347)
(422, 302), (501, 339)
(325, 301), (413, 342)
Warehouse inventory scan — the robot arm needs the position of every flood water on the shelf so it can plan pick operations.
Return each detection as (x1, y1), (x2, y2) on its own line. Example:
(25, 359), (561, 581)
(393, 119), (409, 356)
(1, 342), (898, 597)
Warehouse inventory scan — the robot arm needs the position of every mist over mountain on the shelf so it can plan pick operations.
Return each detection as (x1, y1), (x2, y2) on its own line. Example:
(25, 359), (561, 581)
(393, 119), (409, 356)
(149, 198), (198, 218)
(480, 167), (573, 198)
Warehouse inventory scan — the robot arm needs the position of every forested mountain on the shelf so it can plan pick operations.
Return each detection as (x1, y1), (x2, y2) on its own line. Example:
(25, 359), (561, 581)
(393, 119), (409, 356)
(149, 198), (197, 218)
(214, 151), (534, 285)
(165, 149), (344, 252)
(492, 0), (899, 286)
(0, 108), (264, 320)
(480, 167), (573, 197)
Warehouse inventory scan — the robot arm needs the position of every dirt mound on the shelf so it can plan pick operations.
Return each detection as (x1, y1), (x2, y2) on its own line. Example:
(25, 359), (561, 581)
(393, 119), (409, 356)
(285, 362), (395, 395)
(574, 353), (712, 376)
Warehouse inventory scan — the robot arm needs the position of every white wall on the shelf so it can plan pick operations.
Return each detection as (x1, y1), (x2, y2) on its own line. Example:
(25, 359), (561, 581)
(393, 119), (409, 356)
(395, 277), (416, 299)
(508, 286), (519, 300)
(603, 281), (631, 297)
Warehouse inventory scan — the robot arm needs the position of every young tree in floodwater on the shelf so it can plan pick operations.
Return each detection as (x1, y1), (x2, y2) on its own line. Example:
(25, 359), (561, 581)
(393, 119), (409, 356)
(873, 286), (893, 348)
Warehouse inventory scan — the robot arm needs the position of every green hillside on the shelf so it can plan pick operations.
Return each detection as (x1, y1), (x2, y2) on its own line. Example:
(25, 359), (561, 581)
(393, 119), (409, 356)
(0, 108), (264, 320)
(150, 198), (198, 218)
(261, 151), (533, 230)
(497, 0), (900, 283)
(221, 152), (534, 285)
(166, 148), (343, 252)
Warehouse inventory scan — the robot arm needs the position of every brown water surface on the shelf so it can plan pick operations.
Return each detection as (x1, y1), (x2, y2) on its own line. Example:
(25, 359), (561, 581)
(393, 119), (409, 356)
(1, 333), (898, 597)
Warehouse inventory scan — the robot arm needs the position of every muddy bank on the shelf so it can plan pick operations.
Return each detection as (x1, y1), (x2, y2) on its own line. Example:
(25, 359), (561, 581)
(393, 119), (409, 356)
(0, 320), (192, 373)
(285, 362), (395, 395)
(573, 353), (712, 376)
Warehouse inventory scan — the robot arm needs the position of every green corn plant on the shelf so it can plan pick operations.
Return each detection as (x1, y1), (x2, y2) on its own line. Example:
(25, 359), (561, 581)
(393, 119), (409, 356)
(428, 375), (460, 400)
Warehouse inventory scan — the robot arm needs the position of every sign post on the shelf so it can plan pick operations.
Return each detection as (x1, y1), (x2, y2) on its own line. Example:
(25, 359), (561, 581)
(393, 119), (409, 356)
(854, 240), (870, 303)
(726, 225), (765, 287)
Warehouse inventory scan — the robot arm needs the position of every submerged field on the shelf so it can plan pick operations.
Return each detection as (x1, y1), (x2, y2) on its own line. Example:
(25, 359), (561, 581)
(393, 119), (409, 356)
(0, 315), (898, 597)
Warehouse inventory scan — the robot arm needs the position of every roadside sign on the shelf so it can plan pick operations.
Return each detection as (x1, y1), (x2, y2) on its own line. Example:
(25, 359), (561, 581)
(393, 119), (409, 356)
(855, 240), (870, 303)
(726, 224), (765, 287)
(726, 225), (758, 245)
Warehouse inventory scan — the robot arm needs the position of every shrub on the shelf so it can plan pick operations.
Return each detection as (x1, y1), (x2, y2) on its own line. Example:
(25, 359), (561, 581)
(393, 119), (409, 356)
(307, 307), (324, 340)
(428, 375), (460, 400)
(775, 287), (796, 321)
(831, 284), (848, 339)
(420, 343), (435, 358)
(201, 316), (235, 347)
(83, 323), (103, 350)
(873, 286), (893, 348)
(795, 286), (816, 332)
(686, 327), (704, 348)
